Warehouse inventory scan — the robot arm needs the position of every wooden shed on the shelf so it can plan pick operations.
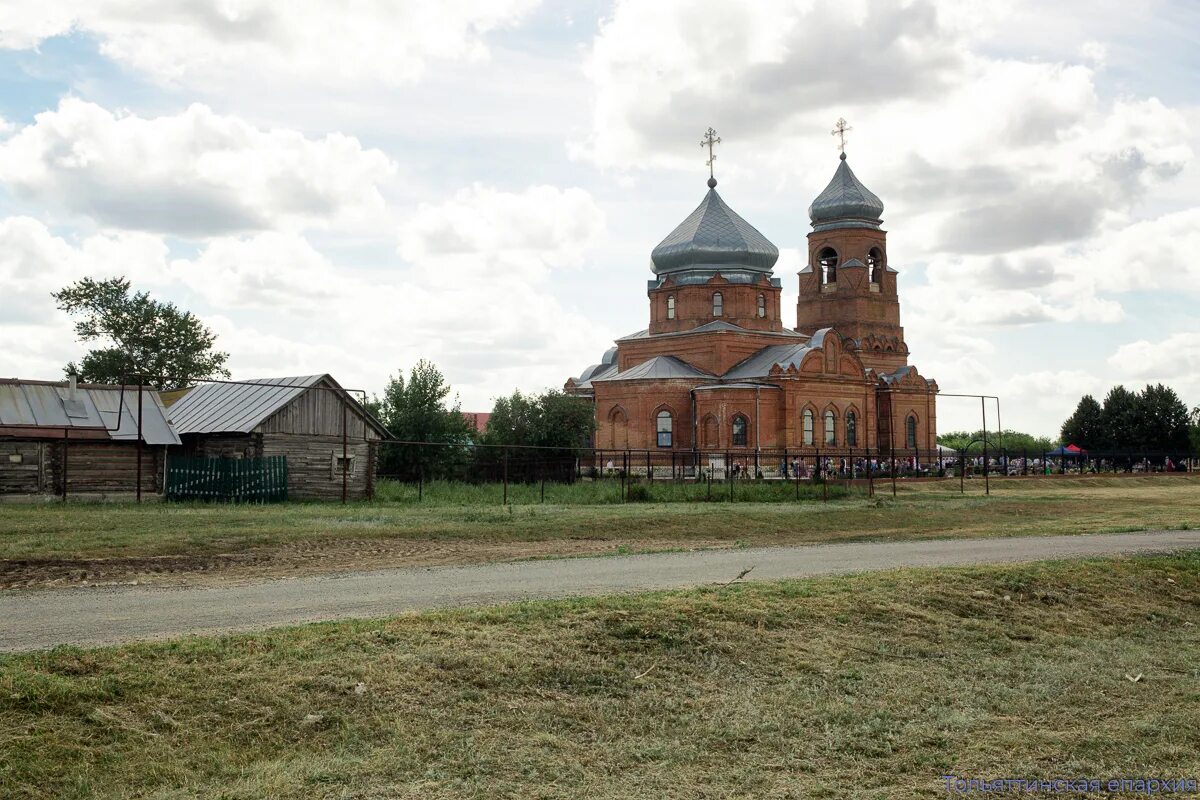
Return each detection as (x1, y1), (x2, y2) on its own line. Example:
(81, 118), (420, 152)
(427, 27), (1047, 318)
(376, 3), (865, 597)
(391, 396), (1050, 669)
(0, 378), (180, 500)
(166, 375), (388, 501)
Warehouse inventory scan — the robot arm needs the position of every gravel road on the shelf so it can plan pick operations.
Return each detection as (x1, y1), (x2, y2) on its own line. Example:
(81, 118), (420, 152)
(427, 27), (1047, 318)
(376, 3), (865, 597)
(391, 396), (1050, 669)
(3, 530), (1198, 652)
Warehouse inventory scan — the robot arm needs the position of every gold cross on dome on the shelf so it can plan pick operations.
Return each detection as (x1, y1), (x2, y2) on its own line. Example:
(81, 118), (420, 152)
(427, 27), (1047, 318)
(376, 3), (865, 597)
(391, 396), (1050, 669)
(831, 118), (852, 153)
(700, 127), (721, 179)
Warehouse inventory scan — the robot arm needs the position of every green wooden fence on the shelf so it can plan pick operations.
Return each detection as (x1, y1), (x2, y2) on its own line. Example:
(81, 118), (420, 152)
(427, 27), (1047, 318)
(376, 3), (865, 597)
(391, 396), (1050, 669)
(165, 455), (288, 503)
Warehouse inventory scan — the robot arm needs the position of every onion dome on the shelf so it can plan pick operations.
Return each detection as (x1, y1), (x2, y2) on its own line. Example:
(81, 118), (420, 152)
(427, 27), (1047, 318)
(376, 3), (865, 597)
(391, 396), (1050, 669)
(808, 153), (884, 232)
(651, 182), (779, 277)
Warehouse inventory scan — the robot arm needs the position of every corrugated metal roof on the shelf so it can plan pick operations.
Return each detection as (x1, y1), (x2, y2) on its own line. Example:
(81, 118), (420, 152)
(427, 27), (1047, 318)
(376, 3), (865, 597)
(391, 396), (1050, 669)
(0, 380), (180, 445)
(723, 343), (815, 380)
(593, 356), (715, 383)
(167, 375), (324, 434)
(167, 375), (390, 437)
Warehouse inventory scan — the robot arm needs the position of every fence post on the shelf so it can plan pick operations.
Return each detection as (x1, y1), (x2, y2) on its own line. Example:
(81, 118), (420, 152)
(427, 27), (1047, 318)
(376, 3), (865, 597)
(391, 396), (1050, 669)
(61, 427), (69, 502)
(341, 403), (348, 504)
(727, 450), (733, 502)
(136, 383), (144, 504)
(502, 448), (509, 506)
(890, 440), (897, 498)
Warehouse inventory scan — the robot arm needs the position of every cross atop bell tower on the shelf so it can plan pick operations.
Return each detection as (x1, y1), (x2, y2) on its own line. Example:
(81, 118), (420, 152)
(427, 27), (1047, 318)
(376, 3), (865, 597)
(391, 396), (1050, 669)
(700, 127), (721, 188)
(831, 117), (852, 155)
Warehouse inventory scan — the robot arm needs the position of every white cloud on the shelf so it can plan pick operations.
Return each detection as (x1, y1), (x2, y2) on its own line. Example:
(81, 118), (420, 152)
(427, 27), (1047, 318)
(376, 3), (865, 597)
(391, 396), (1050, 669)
(0, 0), (539, 85)
(398, 184), (605, 280)
(1109, 332), (1200, 383)
(0, 99), (395, 236)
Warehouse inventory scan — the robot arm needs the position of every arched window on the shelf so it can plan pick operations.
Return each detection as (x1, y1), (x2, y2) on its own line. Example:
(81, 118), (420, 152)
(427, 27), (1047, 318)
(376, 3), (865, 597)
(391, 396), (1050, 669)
(846, 411), (858, 447)
(666, 295), (675, 320)
(757, 294), (766, 318)
(802, 409), (814, 446)
(657, 410), (673, 448)
(732, 415), (748, 447)
(712, 292), (723, 317)
(817, 247), (839, 285)
(824, 410), (836, 445)
(867, 247), (883, 283)
(905, 414), (918, 449)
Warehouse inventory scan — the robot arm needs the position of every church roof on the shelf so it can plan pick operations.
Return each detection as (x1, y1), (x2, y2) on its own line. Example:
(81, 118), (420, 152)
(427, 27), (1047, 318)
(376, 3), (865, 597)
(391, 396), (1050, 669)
(722, 343), (815, 380)
(650, 185), (779, 276)
(592, 355), (715, 383)
(808, 154), (884, 232)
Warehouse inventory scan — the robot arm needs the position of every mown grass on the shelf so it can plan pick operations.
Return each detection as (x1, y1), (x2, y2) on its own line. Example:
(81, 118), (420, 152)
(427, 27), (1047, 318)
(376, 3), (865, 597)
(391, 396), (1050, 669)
(2, 554), (1198, 798)
(374, 476), (854, 505)
(0, 476), (1197, 563)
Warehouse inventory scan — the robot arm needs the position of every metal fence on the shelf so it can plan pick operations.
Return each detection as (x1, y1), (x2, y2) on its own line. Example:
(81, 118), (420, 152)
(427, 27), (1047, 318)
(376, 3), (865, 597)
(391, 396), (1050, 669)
(375, 440), (1197, 504)
(165, 455), (289, 503)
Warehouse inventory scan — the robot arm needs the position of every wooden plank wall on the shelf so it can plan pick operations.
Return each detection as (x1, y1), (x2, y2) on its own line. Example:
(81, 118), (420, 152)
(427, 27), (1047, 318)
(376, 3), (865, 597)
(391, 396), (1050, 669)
(51, 442), (164, 495)
(259, 384), (381, 440)
(261, 433), (376, 500)
(0, 440), (164, 497)
(0, 441), (45, 494)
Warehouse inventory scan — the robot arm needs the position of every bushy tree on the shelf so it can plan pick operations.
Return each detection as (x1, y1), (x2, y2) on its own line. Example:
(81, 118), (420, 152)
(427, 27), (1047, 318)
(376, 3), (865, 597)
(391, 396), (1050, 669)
(1099, 385), (1140, 450)
(937, 429), (1055, 454)
(482, 389), (595, 450)
(1060, 394), (1102, 450)
(1058, 384), (1194, 455)
(1134, 384), (1190, 452)
(478, 390), (596, 482)
(53, 277), (229, 390)
(373, 360), (474, 480)
(1190, 406), (1200, 456)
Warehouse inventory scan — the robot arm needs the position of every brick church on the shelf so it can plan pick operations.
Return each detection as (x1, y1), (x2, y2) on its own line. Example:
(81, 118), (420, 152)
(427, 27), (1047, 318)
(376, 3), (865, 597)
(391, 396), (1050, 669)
(565, 133), (938, 457)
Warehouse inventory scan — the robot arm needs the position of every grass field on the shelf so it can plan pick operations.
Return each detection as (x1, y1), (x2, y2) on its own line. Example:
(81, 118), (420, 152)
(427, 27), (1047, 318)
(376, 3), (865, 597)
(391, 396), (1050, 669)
(2, 553), (1197, 798)
(1, 476), (1197, 589)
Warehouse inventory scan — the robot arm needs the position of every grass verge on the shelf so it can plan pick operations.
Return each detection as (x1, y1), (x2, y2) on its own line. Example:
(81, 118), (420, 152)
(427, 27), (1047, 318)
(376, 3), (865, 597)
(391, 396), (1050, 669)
(2, 553), (1198, 798)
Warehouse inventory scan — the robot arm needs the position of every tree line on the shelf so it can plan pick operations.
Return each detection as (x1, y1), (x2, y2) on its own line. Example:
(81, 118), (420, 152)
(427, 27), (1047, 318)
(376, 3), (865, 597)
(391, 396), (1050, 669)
(1061, 385), (1195, 455)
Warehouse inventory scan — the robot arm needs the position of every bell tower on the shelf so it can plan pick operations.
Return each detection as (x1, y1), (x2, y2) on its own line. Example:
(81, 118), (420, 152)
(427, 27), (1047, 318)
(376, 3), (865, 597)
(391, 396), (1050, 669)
(796, 130), (907, 372)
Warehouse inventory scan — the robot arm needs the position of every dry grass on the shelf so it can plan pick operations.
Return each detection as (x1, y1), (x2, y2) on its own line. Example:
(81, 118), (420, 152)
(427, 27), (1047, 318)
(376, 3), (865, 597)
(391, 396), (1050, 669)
(1, 476), (1196, 564)
(2, 553), (1198, 798)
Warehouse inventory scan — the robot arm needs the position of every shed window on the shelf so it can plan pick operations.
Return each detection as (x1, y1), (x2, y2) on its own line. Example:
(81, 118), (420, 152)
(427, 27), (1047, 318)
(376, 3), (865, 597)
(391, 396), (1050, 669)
(657, 410), (673, 448)
(331, 452), (358, 479)
(732, 416), (748, 447)
(802, 409), (814, 446)
(846, 411), (858, 447)
(824, 410), (836, 446)
(757, 293), (766, 318)
(666, 295), (675, 320)
(905, 415), (918, 449)
(712, 292), (723, 317)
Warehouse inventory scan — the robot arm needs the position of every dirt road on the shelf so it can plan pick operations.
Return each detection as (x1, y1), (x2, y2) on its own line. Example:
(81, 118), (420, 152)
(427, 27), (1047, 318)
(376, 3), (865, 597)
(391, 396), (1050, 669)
(3, 530), (1198, 652)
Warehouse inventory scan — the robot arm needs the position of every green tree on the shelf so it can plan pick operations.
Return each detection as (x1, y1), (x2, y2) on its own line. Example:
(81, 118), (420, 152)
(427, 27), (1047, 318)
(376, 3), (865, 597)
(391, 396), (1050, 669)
(53, 277), (230, 390)
(1060, 394), (1103, 450)
(1133, 384), (1190, 453)
(937, 429), (1054, 454)
(1099, 385), (1140, 451)
(482, 389), (595, 450)
(373, 360), (474, 480)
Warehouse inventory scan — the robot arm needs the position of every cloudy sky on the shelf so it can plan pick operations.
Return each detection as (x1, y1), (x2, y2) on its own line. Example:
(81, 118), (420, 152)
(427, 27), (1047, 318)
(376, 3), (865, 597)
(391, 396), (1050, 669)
(0, 0), (1197, 436)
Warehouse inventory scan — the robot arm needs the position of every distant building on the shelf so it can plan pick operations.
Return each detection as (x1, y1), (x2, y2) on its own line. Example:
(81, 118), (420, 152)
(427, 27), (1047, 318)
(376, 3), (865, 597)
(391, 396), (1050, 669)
(0, 377), (179, 499)
(566, 148), (937, 456)
(462, 412), (491, 435)
(167, 375), (388, 500)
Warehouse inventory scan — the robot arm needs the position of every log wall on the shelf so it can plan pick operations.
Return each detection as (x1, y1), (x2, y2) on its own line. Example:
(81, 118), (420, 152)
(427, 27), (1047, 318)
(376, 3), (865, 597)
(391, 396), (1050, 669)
(260, 433), (377, 501)
(0, 439), (164, 497)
